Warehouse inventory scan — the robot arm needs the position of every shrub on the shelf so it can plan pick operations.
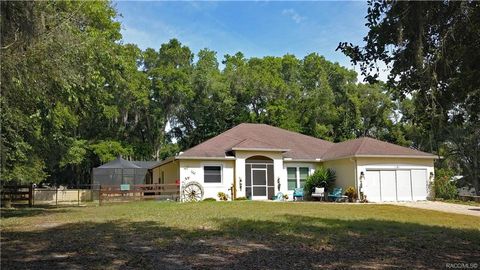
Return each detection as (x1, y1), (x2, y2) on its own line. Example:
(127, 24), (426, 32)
(304, 167), (336, 198)
(217, 192), (229, 201)
(344, 186), (357, 202)
(203, 198), (216, 202)
(234, 197), (247, 201)
(434, 168), (458, 200)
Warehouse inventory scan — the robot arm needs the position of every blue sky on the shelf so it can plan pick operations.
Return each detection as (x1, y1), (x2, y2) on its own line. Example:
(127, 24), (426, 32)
(114, 1), (373, 79)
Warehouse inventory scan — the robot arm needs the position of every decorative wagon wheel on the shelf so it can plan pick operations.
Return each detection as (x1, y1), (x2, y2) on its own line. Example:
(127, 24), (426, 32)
(182, 181), (204, 202)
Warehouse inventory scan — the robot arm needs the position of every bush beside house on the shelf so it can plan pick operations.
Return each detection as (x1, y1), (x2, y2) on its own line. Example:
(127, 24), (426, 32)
(304, 167), (336, 199)
(434, 168), (458, 200)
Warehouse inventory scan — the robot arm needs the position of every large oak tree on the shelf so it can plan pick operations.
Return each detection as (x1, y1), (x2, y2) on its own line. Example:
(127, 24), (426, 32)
(338, 0), (480, 194)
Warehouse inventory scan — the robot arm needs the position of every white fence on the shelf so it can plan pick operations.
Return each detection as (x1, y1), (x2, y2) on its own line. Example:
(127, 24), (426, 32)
(33, 187), (100, 205)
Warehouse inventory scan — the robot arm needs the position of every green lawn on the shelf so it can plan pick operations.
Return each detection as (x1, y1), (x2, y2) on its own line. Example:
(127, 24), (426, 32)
(2, 201), (479, 269)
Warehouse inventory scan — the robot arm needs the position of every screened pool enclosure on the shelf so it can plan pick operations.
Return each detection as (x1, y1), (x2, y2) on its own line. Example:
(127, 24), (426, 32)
(92, 156), (152, 186)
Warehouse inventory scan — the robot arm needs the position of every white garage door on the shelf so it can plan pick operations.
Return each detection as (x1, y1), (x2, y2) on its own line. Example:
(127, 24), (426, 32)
(396, 170), (413, 201)
(364, 171), (381, 202)
(411, 170), (428, 200)
(380, 171), (396, 201)
(363, 169), (427, 202)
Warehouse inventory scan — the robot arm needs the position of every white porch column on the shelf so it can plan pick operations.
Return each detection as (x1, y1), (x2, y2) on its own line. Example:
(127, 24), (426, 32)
(235, 157), (246, 198)
(273, 158), (285, 195)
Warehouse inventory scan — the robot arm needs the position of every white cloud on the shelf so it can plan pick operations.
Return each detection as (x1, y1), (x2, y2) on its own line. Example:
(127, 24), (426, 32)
(282, 9), (306, 24)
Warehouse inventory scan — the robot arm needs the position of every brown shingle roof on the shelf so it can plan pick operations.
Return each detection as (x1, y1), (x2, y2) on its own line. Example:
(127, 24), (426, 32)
(179, 123), (334, 159)
(230, 138), (288, 151)
(322, 137), (436, 160)
(178, 124), (436, 160)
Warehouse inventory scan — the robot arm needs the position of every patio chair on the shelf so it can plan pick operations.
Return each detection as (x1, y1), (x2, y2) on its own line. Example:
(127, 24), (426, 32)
(311, 187), (325, 201)
(272, 192), (284, 201)
(327, 187), (348, 202)
(293, 188), (304, 201)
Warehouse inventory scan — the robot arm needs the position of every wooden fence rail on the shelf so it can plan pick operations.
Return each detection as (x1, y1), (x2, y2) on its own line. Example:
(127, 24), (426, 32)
(1, 184), (33, 207)
(1, 183), (180, 207)
(458, 195), (480, 203)
(99, 184), (180, 205)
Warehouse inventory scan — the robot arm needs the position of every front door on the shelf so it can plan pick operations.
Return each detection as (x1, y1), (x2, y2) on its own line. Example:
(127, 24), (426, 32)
(251, 168), (268, 200)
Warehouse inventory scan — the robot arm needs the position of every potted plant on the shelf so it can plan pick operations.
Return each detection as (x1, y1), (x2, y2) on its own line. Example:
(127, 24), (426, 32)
(217, 192), (229, 201)
(344, 186), (358, 202)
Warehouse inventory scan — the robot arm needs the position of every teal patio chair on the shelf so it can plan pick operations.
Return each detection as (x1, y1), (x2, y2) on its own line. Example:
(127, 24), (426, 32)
(293, 188), (304, 201)
(327, 187), (347, 202)
(272, 192), (285, 201)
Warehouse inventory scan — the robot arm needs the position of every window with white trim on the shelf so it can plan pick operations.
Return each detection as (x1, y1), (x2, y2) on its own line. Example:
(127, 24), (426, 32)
(204, 166), (222, 183)
(287, 167), (310, 190)
(287, 167), (297, 190)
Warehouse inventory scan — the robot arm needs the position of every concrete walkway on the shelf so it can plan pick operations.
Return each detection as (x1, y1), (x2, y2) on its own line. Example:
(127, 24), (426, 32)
(391, 201), (480, 217)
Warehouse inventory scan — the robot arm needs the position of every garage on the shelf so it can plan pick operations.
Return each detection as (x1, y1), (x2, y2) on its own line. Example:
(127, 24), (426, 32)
(363, 169), (428, 202)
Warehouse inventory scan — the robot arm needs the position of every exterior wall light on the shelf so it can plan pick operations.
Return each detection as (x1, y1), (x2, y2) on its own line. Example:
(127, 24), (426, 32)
(277, 177), (281, 191)
(239, 177), (242, 191)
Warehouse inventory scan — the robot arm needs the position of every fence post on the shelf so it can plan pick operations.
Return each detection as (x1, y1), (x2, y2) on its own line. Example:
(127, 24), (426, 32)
(78, 187), (80, 206)
(28, 184), (33, 207)
(55, 186), (58, 206)
(99, 185), (102, 206)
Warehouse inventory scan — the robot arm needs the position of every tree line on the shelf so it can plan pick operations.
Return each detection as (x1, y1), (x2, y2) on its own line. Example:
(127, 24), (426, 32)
(1, 1), (478, 194)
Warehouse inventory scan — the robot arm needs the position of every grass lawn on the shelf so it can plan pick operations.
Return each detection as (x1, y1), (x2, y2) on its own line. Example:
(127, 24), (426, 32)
(1, 201), (479, 269)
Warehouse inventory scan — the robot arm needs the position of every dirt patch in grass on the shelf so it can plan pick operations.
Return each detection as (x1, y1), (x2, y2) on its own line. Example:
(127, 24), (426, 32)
(1, 202), (479, 269)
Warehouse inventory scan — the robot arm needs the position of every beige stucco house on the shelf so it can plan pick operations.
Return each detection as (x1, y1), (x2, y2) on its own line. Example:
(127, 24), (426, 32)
(152, 123), (437, 202)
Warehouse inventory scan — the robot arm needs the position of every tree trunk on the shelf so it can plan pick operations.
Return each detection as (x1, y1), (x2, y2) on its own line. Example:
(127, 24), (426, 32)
(474, 176), (479, 196)
(473, 150), (479, 196)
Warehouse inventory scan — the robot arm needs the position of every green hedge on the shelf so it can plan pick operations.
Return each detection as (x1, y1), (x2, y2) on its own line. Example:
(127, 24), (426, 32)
(434, 168), (458, 200)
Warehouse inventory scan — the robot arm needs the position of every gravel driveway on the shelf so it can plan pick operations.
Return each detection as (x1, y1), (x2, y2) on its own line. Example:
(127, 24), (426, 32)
(391, 201), (480, 217)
